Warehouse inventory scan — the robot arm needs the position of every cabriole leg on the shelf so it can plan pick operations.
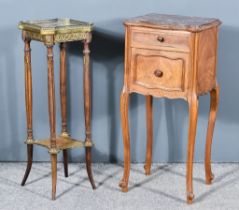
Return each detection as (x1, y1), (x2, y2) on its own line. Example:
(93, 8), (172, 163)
(186, 95), (199, 204)
(119, 90), (130, 192)
(144, 95), (153, 175)
(205, 86), (219, 184)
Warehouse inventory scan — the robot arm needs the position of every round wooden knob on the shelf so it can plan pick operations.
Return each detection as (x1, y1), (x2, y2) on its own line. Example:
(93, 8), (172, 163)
(154, 69), (163, 77)
(157, 36), (165, 42)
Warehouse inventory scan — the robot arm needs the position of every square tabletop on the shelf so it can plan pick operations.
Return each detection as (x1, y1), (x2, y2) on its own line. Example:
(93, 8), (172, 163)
(19, 18), (93, 35)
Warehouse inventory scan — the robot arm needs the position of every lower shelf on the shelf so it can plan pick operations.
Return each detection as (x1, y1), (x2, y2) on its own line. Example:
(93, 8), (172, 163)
(26, 134), (92, 151)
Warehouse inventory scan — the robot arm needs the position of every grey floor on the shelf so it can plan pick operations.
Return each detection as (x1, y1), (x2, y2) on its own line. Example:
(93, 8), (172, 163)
(0, 163), (238, 210)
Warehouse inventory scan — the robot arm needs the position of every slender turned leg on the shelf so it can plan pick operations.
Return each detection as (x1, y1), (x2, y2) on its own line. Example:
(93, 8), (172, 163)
(119, 90), (130, 192)
(60, 42), (68, 178)
(205, 86), (219, 184)
(144, 95), (153, 175)
(83, 39), (96, 189)
(21, 145), (33, 186)
(63, 150), (68, 177)
(46, 44), (58, 200)
(86, 147), (95, 189)
(186, 95), (199, 204)
(51, 154), (57, 200)
(21, 38), (34, 186)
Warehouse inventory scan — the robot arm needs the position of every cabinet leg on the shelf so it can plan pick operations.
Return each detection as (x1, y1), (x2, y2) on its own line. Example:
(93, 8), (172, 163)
(186, 95), (198, 204)
(119, 90), (130, 192)
(144, 95), (153, 175)
(51, 154), (57, 200)
(21, 145), (33, 186)
(205, 86), (219, 184)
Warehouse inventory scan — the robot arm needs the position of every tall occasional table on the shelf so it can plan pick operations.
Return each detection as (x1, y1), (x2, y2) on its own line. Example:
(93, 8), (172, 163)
(119, 14), (221, 203)
(19, 19), (96, 200)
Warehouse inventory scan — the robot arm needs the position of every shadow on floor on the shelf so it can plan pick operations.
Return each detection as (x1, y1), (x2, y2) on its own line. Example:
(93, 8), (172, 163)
(0, 163), (238, 204)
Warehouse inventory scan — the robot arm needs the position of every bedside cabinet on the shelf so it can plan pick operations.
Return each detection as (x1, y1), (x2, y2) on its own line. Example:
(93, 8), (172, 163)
(119, 14), (221, 203)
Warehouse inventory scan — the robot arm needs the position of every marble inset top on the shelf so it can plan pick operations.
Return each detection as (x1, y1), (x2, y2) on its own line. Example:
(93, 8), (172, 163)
(19, 18), (93, 35)
(125, 14), (221, 32)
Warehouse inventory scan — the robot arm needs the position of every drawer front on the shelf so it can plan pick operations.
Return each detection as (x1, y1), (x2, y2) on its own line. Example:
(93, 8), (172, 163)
(131, 28), (191, 51)
(130, 49), (187, 92)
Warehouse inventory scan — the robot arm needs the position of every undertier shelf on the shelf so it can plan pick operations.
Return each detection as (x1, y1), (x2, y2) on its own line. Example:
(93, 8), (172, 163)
(26, 135), (92, 151)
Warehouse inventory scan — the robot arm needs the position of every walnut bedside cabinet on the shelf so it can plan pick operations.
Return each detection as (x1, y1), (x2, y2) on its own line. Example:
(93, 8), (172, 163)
(18, 19), (96, 200)
(119, 14), (221, 203)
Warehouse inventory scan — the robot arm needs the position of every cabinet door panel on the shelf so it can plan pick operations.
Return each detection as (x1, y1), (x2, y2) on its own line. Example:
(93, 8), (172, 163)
(130, 48), (188, 92)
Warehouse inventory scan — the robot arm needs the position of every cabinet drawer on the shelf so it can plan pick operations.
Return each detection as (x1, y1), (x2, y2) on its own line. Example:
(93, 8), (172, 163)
(131, 28), (191, 51)
(130, 49), (186, 91)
